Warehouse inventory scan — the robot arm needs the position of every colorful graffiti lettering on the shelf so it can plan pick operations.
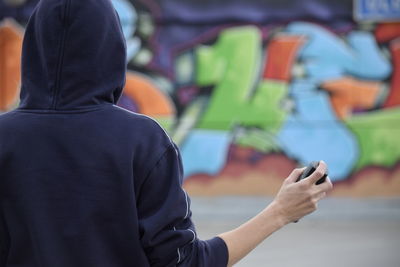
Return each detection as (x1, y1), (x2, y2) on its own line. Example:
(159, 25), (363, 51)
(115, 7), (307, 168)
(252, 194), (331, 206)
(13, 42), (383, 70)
(1, 0), (400, 196)
(119, 1), (400, 190)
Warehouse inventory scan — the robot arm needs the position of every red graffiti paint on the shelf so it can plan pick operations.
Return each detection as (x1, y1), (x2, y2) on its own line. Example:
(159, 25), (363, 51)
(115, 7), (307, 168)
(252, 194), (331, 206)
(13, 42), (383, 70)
(263, 34), (305, 81)
(375, 23), (400, 43)
(384, 39), (400, 108)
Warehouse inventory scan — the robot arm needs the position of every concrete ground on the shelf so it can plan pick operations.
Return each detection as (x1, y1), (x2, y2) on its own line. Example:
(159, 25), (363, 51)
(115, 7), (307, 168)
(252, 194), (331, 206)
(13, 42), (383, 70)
(190, 197), (400, 267)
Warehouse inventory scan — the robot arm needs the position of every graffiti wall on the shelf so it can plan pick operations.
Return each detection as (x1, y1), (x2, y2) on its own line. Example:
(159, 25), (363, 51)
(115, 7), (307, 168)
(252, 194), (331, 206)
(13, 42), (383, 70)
(1, 0), (400, 196)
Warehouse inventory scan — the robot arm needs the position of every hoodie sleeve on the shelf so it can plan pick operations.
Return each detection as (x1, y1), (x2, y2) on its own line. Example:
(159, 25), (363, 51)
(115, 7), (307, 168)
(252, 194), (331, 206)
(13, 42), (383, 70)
(136, 143), (228, 267)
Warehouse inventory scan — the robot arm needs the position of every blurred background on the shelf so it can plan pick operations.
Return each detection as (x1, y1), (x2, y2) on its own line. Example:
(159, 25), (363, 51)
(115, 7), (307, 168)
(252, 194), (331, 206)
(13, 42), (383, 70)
(1, 0), (400, 266)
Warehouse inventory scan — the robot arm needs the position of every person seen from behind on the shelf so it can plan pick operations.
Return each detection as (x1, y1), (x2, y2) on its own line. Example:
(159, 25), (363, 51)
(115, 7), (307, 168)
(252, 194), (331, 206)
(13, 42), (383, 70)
(0, 0), (333, 266)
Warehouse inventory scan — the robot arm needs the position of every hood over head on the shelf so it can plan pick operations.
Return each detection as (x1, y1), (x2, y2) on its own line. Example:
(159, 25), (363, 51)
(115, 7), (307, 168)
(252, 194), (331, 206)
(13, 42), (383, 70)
(19, 0), (126, 110)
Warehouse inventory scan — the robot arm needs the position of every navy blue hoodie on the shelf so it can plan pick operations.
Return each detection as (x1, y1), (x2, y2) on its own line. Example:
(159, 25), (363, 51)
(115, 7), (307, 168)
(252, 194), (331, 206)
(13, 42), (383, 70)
(0, 0), (228, 266)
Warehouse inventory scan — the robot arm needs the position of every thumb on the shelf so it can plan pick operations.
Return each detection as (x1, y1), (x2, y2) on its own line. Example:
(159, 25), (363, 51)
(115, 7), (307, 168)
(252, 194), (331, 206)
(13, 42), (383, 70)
(285, 167), (306, 184)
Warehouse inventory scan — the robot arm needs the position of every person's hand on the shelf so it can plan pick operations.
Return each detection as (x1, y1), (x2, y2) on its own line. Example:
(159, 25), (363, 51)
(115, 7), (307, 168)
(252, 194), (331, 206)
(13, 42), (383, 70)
(218, 161), (333, 266)
(270, 161), (333, 225)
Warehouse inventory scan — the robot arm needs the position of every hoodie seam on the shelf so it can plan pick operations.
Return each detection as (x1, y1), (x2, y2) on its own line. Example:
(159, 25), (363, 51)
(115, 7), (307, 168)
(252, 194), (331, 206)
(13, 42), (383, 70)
(141, 143), (174, 186)
(51, 0), (72, 110)
(14, 104), (114, 114)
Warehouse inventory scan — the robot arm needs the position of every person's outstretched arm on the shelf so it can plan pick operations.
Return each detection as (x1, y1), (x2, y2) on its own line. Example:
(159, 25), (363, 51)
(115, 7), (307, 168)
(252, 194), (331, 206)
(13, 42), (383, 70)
(218, 162), (333, 266)
(136, 132), (332, 267)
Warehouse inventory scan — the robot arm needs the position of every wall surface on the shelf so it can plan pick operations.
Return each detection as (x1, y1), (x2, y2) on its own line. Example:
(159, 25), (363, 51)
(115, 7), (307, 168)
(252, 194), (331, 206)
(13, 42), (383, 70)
(1, 0), (400, 197)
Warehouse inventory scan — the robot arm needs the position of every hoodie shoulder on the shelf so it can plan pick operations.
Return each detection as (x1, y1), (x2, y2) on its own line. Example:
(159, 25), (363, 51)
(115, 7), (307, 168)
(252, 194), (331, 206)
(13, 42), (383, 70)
(0, 110), (20, 130)
(111, 105), (169, 129)
(107, 105), (177, 181)
(110, 105), (173, 149)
